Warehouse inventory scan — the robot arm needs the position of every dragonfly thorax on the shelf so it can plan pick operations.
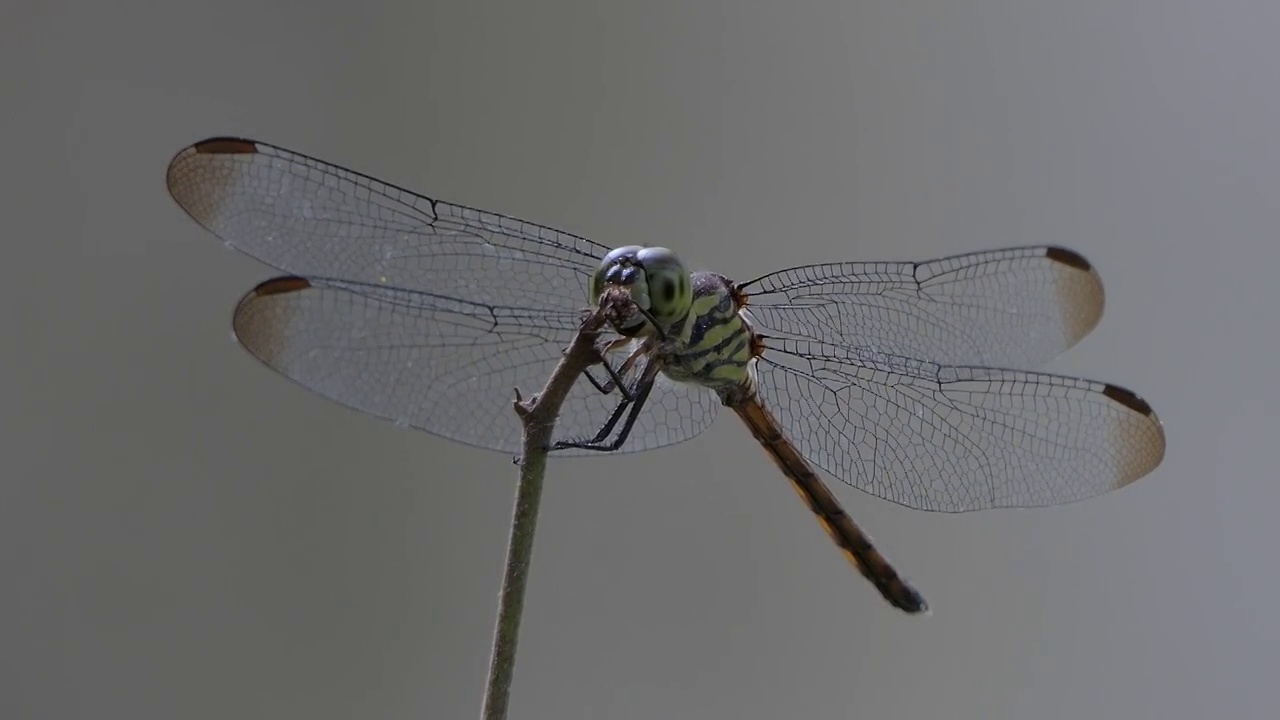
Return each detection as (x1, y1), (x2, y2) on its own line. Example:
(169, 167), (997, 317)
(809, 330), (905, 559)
(590, 245), (694, 333)
(655, 271), (759, 394)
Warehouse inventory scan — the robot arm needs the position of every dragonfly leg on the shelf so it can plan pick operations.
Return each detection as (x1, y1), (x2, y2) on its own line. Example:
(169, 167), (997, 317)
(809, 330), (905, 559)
(581, 367), (613, 394)
(550, 395), (633, 449)
(564, 366), (640, 444)
(634, 305), (667, 341)
(551, 360), (660, 452)
(580, 337), (644, 395)
(582, 359), (633, 396)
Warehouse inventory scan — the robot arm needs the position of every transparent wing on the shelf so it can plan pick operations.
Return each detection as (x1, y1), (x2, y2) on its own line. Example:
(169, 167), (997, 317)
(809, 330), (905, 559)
(232, 277), (720, 455)
(169, 138), (719, 453)
(167, 137), (611, 312)
(740, 246), (1105, 368)
(754, 339), (1165, 512)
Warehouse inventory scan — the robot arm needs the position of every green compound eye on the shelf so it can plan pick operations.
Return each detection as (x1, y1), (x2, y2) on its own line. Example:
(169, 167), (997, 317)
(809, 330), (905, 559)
(634, 246), (692, 327)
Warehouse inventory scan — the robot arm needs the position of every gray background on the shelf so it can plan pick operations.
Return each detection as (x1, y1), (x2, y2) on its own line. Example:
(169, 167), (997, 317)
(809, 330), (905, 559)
(4, 1), (1275, 718)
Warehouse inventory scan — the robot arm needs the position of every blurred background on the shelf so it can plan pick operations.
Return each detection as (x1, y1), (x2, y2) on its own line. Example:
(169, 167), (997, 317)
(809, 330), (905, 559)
(3, 1), (1275, 718)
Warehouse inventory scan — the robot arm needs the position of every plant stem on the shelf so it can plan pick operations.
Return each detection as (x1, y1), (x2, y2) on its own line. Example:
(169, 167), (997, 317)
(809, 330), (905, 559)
(480, 308), (609, 720)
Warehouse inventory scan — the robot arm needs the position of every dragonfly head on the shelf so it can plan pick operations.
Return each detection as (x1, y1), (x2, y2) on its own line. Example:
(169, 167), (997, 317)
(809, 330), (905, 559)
(591, 245), (693, 332)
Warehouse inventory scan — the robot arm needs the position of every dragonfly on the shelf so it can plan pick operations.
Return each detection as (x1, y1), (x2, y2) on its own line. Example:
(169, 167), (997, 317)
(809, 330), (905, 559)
(166, 137), (1166, 614)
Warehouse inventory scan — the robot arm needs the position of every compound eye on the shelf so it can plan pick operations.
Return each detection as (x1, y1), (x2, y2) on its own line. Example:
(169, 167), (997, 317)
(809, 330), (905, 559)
(636, 247), (691, 325)
(590, 245), (643, 303)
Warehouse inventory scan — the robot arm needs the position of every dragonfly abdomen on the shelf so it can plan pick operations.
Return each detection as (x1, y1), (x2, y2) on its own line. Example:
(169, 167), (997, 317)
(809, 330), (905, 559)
(726, 389), (928, 614)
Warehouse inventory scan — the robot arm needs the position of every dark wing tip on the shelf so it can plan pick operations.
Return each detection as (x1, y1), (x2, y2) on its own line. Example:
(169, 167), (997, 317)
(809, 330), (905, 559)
(166, 137), (260, 202)
(1103, 383), (1155, 416)
(1044, 246), (1094, 272)
(191, 137), (260, 155)
(249, 276), (313, 297)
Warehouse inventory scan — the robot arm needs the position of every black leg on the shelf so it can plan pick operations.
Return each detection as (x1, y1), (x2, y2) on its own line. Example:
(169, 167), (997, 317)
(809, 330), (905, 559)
(583, 371), (657, 451)
(552, 360), (660, 452)
(553, 394), (633, 449)
(557, 369), (641, 447)
(580, 337), (643, 396)
(634, 305), (667, 341)
(582, 356), (635, 397)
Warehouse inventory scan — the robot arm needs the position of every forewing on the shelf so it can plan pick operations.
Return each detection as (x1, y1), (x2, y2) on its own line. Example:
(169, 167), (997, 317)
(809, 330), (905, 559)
(753, 339), (1165, 512)
(741, 246), (1105, 369)
(233, 277), (719, 454)
(166, 137), (611, 315)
